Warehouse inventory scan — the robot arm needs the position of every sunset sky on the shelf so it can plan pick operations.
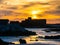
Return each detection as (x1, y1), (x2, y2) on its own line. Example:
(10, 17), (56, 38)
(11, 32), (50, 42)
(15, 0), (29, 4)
(0, 0), (60, 24)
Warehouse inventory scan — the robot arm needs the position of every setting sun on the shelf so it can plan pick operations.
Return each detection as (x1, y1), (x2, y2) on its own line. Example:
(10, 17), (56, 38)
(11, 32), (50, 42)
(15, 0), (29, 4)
(31, 10), (41, 19)
(31, 10), (40, 15)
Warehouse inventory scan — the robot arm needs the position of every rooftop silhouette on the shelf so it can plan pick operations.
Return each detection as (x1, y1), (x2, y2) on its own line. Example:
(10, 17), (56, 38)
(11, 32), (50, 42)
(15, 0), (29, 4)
(21, 17), (46, 28)
(0, 18), (59, 28)
(0, 19), (9, 25)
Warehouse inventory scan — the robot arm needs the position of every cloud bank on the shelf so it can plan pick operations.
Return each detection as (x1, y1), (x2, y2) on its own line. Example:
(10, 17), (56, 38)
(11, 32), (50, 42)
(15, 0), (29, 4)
(0, 0), (60, 21)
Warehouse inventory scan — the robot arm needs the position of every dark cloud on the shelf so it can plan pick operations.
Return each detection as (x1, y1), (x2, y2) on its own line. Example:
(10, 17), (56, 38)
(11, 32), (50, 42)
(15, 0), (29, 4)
(0, 0), (2, 2)
(0, 10), (21, 16)
(36, 2), (49, 5)
(44, 1), (60, 15)
(57, 6), (60, 9)
(22, 2), (49, 8)
(0, 9), (30, 16)
(0, 10), (13, 15)
(0, 0), (3, 4)
(22, 5), (31, 8)
(7, 7), (18, 10)
(45, 10), (60, 15)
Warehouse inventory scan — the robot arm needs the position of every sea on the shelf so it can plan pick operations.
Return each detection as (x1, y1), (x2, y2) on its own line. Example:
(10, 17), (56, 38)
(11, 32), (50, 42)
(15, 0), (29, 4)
(0, 28), (60, 45)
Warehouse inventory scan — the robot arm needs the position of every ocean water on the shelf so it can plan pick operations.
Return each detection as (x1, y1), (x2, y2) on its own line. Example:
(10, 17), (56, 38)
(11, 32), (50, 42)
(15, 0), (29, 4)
(0, 28), (60, 45)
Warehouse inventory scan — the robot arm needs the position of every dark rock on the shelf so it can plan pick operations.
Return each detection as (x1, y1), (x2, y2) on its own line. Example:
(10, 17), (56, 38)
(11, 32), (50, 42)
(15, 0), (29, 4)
(44, 35), (60, 39)
(35, 39), (38, 41)
(0, 39), (14, 45)
(0, 19), (36, 36)
(49, 28), (60, 32)
(44, 28), (60, 32)
(19, 39), (26, 44)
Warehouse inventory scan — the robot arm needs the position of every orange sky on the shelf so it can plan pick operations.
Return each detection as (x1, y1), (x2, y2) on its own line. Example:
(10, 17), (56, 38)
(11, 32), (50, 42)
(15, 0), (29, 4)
(0, 0), (60, 24)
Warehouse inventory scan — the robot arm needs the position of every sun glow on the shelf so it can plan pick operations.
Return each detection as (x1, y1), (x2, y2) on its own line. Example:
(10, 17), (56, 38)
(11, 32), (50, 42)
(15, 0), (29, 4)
(32, 15), (37, 19)
(31, 10), (42, 19)
(31, 10), (40, 15)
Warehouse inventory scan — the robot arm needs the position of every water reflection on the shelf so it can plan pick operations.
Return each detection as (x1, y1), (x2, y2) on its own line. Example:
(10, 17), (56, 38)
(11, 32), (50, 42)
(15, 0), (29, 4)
(12, 41), (20, 44)
(11, 35), (60, 45)
(0, 28), (60, 45)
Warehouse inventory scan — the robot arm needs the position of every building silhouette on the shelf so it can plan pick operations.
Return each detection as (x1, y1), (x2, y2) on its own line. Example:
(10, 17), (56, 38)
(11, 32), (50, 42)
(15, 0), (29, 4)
(0, 19), (9, 25)
(10, 21), (20, 25)
(0, 18), (59, 28)
(21, 17), (46, 28)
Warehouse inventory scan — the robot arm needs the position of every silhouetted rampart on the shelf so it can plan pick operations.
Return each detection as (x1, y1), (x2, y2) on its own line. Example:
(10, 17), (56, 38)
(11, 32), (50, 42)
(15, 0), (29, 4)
(0, 19), (9, 25)
(21, 17), (46, 28)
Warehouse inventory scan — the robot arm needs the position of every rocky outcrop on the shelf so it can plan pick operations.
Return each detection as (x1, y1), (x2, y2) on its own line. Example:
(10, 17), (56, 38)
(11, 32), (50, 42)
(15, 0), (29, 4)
(0, 39), (14, 45)
(44, 35), (60, 39)
(0, 25), (36, 36)
(19, 39), (26, 44)
(44, 28), (60, 32)
(0, 19), (36, 36)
